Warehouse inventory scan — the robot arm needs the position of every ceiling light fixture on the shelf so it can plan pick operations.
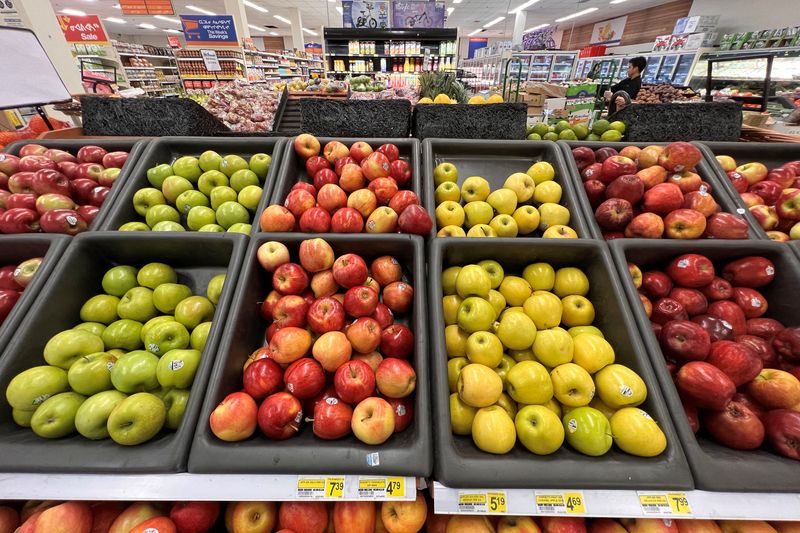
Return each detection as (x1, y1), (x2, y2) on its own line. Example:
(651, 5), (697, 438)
(243, 1), (269, 13)
(154, 15), (181, 24)
(484, 16), (505, 28)
(555, 7), (598, 22)
(112, 3), (121, 8)
(269, 31), (279, 36)
(138, 23), (157, 29)
(335, 6), (343, 14)
(510, 0), (540, 14)
(468, 28), (483, 36)
(105, 17), (126, 24)
(524, 23), (549, 32)
(453, 0), (463, 3)
(248, 24), (265, 32)
(303, 28), (318, 35)
(61, 8), (87, 16)
(164, 29), (183, 33)
(274, 15), (291, 24)
(447, 7), (454, 14)
(610, 0), (627, 3)
(185, 5), (216, 16)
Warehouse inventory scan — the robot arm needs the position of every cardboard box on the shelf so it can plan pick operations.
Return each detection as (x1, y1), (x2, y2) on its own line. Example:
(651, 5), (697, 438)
(544, 97), (566, 111)
(523, 93), (546, 106)
(524, 82), (567, 97)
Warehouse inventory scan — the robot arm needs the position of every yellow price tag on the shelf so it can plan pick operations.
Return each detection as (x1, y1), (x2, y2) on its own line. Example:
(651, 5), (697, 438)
(564, 492), (585, 514)
(297, 478), (324, 490)
(488, 492), (507, 514)
(325, 477), (345, 498)
(386, 477), (405, 498)
(667, 493), (692, 515)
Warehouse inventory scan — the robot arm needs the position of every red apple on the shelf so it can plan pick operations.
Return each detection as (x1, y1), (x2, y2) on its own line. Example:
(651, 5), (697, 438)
(595, 198), (633, 231)
(600, 156), (637, 184)
(571, 146), (595, 171)
(295, 134), (321, 159)
(642, 271), (673, 299)
(334, 359), (376, 404)
(731, 287), (768, 318)
(348, 141), (374, 163)
(272, 295), (309, 328)
(676, 361), (736, 410)
(311, 270), (337, 298)
(333, 253), (368, 288)
(642, 183), (684, 215)
(726, 170), (749, 193)
(291, 181), (317, 199)
(705, 212), (749, 239)
(376, 143), (400, 162)
(335, 156), (356, 176)
(692, 314), (735, 342)
(7, 171), (35, 194)
(0, 154), (19, 175)
(0, 266), (21, 291)
(260, 205), (295, 232)
(297, 238), (334, 274)
(773, 327), (800, 363)
(284, 358), (326, 399)
(347, 189), (378, 218)
(317, 183), (348, 213)
(346, 316), (382, 353)
(380, 324), (414, 359)
(278, 502), (328, 533)
(388, 397), (413, 432)
(258, 391), (302, 440)
(244, 357), (284, 400)
(660, 319), (711, 362)
(388, 190), (419, 215)
(666, 254), (715, 288)
(57, 161), (78, 180)
(703, 399), (765, 450)
(31, 169), (71, 196)
(749, 180), (784, 206)
(683, 190), (718, 217)
(331, 207), (364, 233)
(776, 188), (800, 221)
(307, 296), (346, 334)
(209, 391), (258, 441)
(664, 209), (707, 239)
(584, 179), (606, 208)
(368, 177), (399, 206)
(273, 263), (310, 295)
(581, 163), (603, 182)
(299, 206), (331, 233)
(637, 166), (668, 189)
(639, 293), (653, 317)
(305, 156), (331, 179)
(6, 193), (36, 211)
(651, 298), (688, 325)
(0, 208), (39, 234)
(344, 285), (379, 317)
(763, 409), (800, 460)
(748, 369), (800, 409)
(371, 256), (403, 287)
(169, 502), (219, 533)
(39, 209), (86, 235)
(70, 178), (98, 203)
(737, 334), (779, 368)
(0, 289), (20, 322)
(682, 399), (700, 433)
(76, 145), (107, 164)
(323, 141), (350, 164)
(313, 168), (338, 190)
(750, 205), (779, 231)
(77, 205), (99, 227)
(700, 276), (733, 301)
(658, 142), (702, 172)
(398, 204), (433, 236)
(75, 162), (104, 181)
(389, 159), (412, 186)
(284, 189), (315, 219)
(605, 174), (644, 204)
(86, 186), (110, 207)
(722, 256), (775, 288)
(376, 357), (416, 398)
(371, 303), (394, 329)
(311, 396), (353, 440)
(667, 171), (702, 194)
(18, 155), (57, 173)
(361, 152), (391, 181)
(669, 287), (708, 316)
(99, 150), (127, 169)
(740, 192), (765, 208)
(707, 340), (763, 386)
(383, 281), (413, 314)
(708, 300), (747, 336)
(339, 163), (366, 193)
(624, 212), (664, 238)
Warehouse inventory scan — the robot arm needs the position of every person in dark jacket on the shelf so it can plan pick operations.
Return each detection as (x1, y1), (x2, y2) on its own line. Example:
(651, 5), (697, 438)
(604, 56), (646, 109)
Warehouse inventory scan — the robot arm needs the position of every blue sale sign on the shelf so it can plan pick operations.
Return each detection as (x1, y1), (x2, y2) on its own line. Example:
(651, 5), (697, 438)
(180, 14), (238, 46)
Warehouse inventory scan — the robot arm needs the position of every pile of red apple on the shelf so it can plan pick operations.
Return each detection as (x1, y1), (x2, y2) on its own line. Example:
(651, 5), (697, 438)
(210, 237), (417, 446)
(0, 257), (41, 323)
(629, 253), (800, 459)
(573, 142), (750, 239)
(0, 144), (129, 234)
(259, 134), (433, 235)
(715, 155), (800, 241)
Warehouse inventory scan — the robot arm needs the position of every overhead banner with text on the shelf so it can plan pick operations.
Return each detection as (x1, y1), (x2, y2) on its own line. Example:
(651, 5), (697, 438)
(57, 15), (109, 44)
(590, 16), (627, 45)
(179, 14), (238, 46)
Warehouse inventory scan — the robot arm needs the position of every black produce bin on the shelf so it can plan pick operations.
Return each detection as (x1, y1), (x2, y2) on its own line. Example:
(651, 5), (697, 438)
(413, 103), (527, 140)
(423, 139), (591, 239)
(268, 137), (426, 235)
(3, 139), (148, 231)
(300, 99), (412, 138)
(609, 101), (742, 142)
(609, 239), (800, 491)
(428, 238), (693, 489)
(557, 140), (763, 240)
(189, 233), (432, 476)
(97, 137), (285, 236)
(0, 235), (70, 356)
(0, 232), (248, 473)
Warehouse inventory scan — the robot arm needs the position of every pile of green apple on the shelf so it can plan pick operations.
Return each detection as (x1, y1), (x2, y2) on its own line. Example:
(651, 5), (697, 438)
(122, 150), (272, 234)
(443, 260), (667, 457)
(433, 160), (577, 238)
(5, 262), (225, 445)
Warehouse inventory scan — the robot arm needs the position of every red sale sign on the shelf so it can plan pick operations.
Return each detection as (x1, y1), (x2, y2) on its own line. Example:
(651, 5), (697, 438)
(57, 15), (109, 44)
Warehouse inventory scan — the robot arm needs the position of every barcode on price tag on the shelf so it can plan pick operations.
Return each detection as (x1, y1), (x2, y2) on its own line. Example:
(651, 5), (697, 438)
(296, 477), (344, 499)
(638, 492), (692, 516)
(535, 492), (586, 514)
(458, 492), (488, 513)
(357, 477), (405, 499)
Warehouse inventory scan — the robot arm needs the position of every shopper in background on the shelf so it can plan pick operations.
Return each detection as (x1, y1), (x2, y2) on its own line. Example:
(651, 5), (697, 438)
(604, 56), (646, 109)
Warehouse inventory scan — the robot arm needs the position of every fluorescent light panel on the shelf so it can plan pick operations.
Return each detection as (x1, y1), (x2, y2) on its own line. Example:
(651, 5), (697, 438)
(185, 5), (216, 16)
(524, 23), (549, 32)
(248, 24), (265, 32)
(303, 28), (318, 35)
(274, 15), (291, 24)
(61, 8), (87, 16)
(269, 32), (279, 36)
(468, 28), (483, 36)
(555, 7), (598, 22)
(510, 0), (540, 14)
(138, 23), (157, 29)
(243, 1), (269, 13)
(610, 0), (627, 3)
(453, 0), (463, 3)
(154, 15), (181, 24)
(335, 6), (343, 14)
(447, 7), (454, 14)
(484, 16), (505, 28)
(105, 17), (126, 24)
(164, 29), (182, 33)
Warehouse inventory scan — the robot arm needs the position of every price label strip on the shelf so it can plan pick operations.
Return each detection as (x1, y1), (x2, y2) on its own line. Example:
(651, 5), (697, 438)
(535, 492), (586, 515)
(296, 477), (344, 499)
(357, 477), (406, 499)
(638, 492), (692, 516)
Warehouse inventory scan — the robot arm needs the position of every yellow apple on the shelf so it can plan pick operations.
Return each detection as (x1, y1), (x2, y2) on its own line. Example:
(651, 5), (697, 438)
(456, 264), (492, 298)
(461, 176), (491, 203)
(477, 260), (504, 288)
(494, 357), (516, 390)
(715, 155), (737, 172)
(438, 225), (467, 237)
(561, 295), (595, 327)
(589, 396), (617, 419)
(568, 325), (604, 338)
(532, 326), (574, 367)
(539, 203), (570, 230)
(527, 161), (555, 184)
(463, 201), (494, 228)
(539, 396), (562, 417)
(485, 289), (506, 316)
(486, 189), (518, 215)
(595, 364), (647, 409)
(499, 275), (532, 307)
(448, 357), (468, 392)
(450, 392), (477, 435)
(551, 362), (595, 406)
(543, 225), (578, 238)
(466, 331), (504, 367)
(507, 360), (553, 405)
(433, 162), (458, 186)
(471, 405), (516, 454)
(610, 407), (666, 457)
(523, 290), (562, 329)
(513, 205), (540, 235)
(435, 201), (465, 228)
(554, 267), (590, 297)
(435, 181), (461, 203)
(509, 348), (535, 363)
(442, 266), (461, 295)
(466, 224), (497, 237)
(494, 310), (537, 350)
(533, 181), (563, 204)
(572, 333), (615, 374)
(457, 296), (497, 333)
(442, 295), (463, 325)
(458, 363), (503, 407)
(489, 214), (519, 237)
(445, 324), (469, 358)
(791, 221), (800, 240)
(523, 262), (555, 291)
(515, 404), (564, 455)
(446, 516), (496, 533)
(503, 173), (536, 202)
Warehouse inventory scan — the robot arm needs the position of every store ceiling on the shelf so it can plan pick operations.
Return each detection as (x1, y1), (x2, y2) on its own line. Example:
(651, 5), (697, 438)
(49, 0), (677, 39)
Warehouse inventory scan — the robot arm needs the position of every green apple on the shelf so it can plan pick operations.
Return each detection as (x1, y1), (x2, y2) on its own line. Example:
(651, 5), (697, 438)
(144, 321), (190, 356)
(199, 224), (225, 233)
(447, 357), (468, 393)
(80, 294), (120, 325)
(117, 287), (158, 323)
(107, 392), (166, 445)
(494, 310), (536, 350)
(486, 189), (518, 215)
(102, 265), (139, 297)
(186, 205), (217, 231)
(147, 163), (173, 189)
(219, 154), (249, 177)
(433, 162), (458, 186)
(568, 325), (604, 338)
(249, 153), (272, 180)
(197, 170), (229, 196)
(515, 404), (564, 455)
(523, 290), (563, 330)
(551, 363), (595, 407)
(489, 214), (519, 238)
(227, 223), (252, 235)
(523, 263), (555, 291)
(499, 276), (532, 307)
(133, 188), (166, 217)
(102, 319), (144, 351)
(145, 204), (180, 228)
(532, 327), (574, 367)
(563, 406), (612, 456)
(74, 322), (106, 337)
(206, 274), (225, 305)
(435, 182), (460, 204)
(152, 221), (185, 232)
(6, 365), (68, 412)
(229, 169), (259, 192)
(572, 333), (615, 374)
(163, 388), (190, 430)
(461, 176), (491, 203)
(74, 389), (127, 440)
(30, 392), (85, 439)
(198, 150), (222, 172)
(595, 364), (647, 409)
(140, 315), (174, 342)
(465, 331), (503, 368)
(215, 201), (249, 229)
(238, 185), (263, 211)
(174, 296), (215, 330)
(67, 351), (117, 395)
(44, 330), (105, 369)
(119, 222), (151, 231)
(176, 190), (210, 216)
(463, 201), (493, 228)
(12, 408), (34, 427)
(110, 350), (159, 393)
(210, 186), (238, 210)
(506, 360), (552, 405)
(442, 266), (461, 295)
(161, 176), (194, 204)
(190, 321), (212, 351)
(172, 156), (202, 182)
(449, 392), (477, 435)
(156, 348), (201, 388)
(152, 283), (193, 314)
(455, 264), (491, 299)
(456, 297), (496, 333)
(476, 260), (504, 289)
(137, 262), (177, 289)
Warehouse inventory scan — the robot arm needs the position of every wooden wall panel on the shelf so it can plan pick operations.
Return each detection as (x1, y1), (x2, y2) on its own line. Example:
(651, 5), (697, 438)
(261, 36), (285, 51)
(561, 0), (692, 50)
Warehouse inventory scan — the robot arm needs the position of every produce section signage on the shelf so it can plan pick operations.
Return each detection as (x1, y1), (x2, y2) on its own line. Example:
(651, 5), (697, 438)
(590, 15), (627, 45)
(57, 15), (108, 45)
(392, 0), (445, 29)
(342, 1), (390, 29)
(120, 0), (174, 15)
(179, 14), (238, 46)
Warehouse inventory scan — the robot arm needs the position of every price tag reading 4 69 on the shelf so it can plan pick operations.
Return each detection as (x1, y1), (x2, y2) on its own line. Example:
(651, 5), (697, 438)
(535, 492), (586, 515)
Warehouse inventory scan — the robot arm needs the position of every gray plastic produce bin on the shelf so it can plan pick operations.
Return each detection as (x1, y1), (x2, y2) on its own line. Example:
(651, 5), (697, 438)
(609, 238), (800, 491)
(189, 233), (432, 477)
(0, 232), (247, 472)
(3, 139), (148, 231)
(423, 139), (592, 239)
(428, 237), (693, 489)
(557, 140), (763, 240)
(97, 137), (284, 236)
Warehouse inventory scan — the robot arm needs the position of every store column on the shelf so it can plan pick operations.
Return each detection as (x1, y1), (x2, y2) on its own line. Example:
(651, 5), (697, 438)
(512, 10), (528, 47)
(223, 0), (251, 40)
(288, 8), (305, 53)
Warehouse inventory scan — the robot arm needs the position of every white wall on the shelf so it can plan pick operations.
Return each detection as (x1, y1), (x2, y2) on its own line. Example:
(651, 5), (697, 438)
(688, 0), (797, 34)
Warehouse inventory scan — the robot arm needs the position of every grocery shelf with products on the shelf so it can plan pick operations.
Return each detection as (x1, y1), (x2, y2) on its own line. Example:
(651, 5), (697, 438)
(574, 51), (702, 86)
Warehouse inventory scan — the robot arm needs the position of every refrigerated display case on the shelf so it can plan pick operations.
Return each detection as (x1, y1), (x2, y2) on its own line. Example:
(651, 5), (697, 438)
(550, 53), (578, 81)
(571, 51), (704, 86)
(642, 56), (663, 83)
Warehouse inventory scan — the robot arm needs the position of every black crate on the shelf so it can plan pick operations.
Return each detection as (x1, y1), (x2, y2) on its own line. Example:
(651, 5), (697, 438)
(0, 235), (70, 356)
(300, 99), (412, 138)
(189, 234), (432, 476)
(609, 239), (800, 491)
(0, 232), (247, 472)
(428, 238), (693, 489)
(97, 137), (285, 236)
(423, 139), (592, 239)
(2, 139), (148, 231)
(557, 140), (763, 240)
(268, 137), (426, 235)
(413, 103), (527, 140)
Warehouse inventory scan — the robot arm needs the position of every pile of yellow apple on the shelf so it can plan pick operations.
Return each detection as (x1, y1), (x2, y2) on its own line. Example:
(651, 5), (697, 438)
(433, 160), (577, 238)
(443, 260), (667, 457)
